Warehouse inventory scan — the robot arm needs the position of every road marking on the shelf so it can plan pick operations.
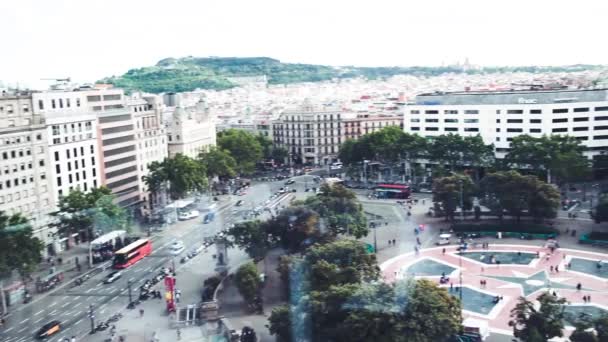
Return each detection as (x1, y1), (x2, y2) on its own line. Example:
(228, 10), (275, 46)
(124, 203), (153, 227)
(72, 310), (80, 316)
(4, 327), (13, 332)
(110, 297), (117, 302)
(19, 318), (29, 324)
(61, 302), (70, 307)
(34, 316), (44, 323)
(49, 301), (57, 307)
(85, 288), (94, 293)
(50, 309), (58, 315)
(34, 309), (44, 315)
(73, 302), (82, 308)
(128, 277), (135, 282)
(75, 318), (83, 325)
(17, 326), (28, 333)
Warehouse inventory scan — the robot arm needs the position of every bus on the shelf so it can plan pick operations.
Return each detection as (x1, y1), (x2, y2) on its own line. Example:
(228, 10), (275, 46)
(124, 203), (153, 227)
(374, 183), (410, 199)
(112, 238), (152, 269)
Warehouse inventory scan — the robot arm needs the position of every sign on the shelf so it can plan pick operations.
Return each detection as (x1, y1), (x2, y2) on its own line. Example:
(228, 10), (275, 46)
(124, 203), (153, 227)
(517, 98), (537, 104)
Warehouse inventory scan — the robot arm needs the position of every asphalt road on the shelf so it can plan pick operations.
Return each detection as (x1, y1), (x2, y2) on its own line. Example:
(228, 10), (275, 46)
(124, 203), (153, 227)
(0, 182), (289, 342)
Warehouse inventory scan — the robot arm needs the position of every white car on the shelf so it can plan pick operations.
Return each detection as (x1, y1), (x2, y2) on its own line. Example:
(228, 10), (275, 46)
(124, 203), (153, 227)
(104, 271), (122, 284)
(178, 210), (200, 220)
(170, 241), (185, 255)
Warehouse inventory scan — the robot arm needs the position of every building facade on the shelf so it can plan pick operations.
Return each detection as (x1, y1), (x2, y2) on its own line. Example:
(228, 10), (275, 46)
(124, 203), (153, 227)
(404, 88), (608, 159)
(128, 93), (167, 216)
(0, 92), (55, 254)
(272, 102), (344, 165)
(167, 100), (216, 158)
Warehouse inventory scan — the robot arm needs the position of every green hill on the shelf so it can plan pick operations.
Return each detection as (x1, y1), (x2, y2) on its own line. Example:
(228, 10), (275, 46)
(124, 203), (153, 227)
(98, 57), (605, 93)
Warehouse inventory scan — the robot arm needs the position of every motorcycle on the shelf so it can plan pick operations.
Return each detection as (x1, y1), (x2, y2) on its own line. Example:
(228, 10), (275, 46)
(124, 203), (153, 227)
(94, 322), (109, 332)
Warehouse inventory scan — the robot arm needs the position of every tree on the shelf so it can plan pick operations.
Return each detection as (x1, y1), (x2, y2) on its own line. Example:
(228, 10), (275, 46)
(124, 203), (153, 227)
(143, 154), (207, 200)
(235, 262), (261, 305)
(92, 194), (129, 234)
(506, 134), (589, 184)
(198, 146), (237, 180)
(264, 206), (321, 252)
(218, 129), (263, 174)
(0, 212), (43, 281)
(432, 174), (476, 221)
(428, 134), (494, 173)
(271, 147), (289, 164)
(303, 183), (368, 238)
(268, 305), (293, 342)
(255, 133), (273, 160)
(227, 221), (269, 261)
(480, 171), (559, 222)
(509, 293), (566, 341)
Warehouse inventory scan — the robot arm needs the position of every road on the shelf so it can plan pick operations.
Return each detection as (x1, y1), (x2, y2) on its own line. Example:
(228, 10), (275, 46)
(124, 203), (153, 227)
(0, 182), (289, 342)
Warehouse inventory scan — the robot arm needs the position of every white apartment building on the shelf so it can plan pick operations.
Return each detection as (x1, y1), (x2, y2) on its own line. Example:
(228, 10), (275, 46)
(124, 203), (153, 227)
(167, 100), (216, 158)
(0, 92), (55, 254)
(128, 93), (167, 216)
(32, 92), (101, 208)
(272, 102), (344, 165)
(404, 88), (608, 159)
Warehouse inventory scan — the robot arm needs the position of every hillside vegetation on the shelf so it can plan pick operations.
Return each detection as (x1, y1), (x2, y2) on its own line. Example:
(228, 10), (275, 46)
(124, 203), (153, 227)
(98, 56), (604, 93)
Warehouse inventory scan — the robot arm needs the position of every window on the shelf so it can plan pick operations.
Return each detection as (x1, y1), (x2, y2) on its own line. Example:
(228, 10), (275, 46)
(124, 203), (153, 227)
(76, 98), (81, 107)
(69, 174), (73, 183)
(101, 124), (133, 135)
(530, 119), (542, 123)
(38, 100), (44, 110)
(595, 106), (608, 112)
(552, 108), (569, 114)
(463, 119), (478, 123)
(425, 119), (439, 123)
(552, 128), (568, 133)
(445, 127), (458, 132)
(90, 145), (94, 153)
(530, 128), (541, 133)
(507, 128), (523, 133)
(496, 119), (501, 123)
(87, 95), (101, 102)
(495, 137), (500, 141)
(66, 98), (71, 107)
(36, 134), (42, 140)
(574, 107), (589, 112)
(99, 114), (132, 123)
(39, 159), (44, 167)
(576, 136), (589, 141)
(57, 177), (62, 187)
(464, 110), (479, 114)
(595, 126), (608, 131)
(51, 99), (56, 109)
(411, 127), (420, 131)
(444, 110), (458, 114)
(424, 110), (438, 114)
(496, 110), (501, 114)
(54, 151), (59, 161)
(594, 135), (608, 140)
(552, 118), (568, 123)
(595, 116), (608, 121)
(507, 109), (523, 114)
(573, 127), (589, 131)
(424, 127), (439, 131)
(530, 109), (542, 114)
(410, 110), (420, 114)
(67, 162), (71, 171)
(574, 117), (589, 122)
(59, 99), (63, 108)
(444, 119), (458, 123)
(464, 128), (479, 132)
(496, 128), (501, 132)
(410, 118), (420, 123)
(507, 119), (523, 123)
(66, 150), (70, 158)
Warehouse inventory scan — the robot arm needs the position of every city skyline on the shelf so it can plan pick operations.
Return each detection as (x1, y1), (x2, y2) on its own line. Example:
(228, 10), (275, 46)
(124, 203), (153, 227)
(1, 0), (608, 88)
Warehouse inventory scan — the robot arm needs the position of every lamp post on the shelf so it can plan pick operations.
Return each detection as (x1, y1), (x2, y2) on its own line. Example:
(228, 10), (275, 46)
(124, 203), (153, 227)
(460, 179), (465, 221)
(363, 160), (370, 189)
(371, 222), (378, 254)
(127, 280), (133, 304)
(459, 246), (463, 301)
(88, 304), (95, 334)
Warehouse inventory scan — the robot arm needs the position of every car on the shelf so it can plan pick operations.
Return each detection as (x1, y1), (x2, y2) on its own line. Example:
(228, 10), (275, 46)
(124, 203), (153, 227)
(304, 167), (313, 172)
(235, 200), (244, 206)
(178, 210), (200, 220)
(285, 179), (295, 185)
(36, 320), (61, 339)
(170, 241), (185, 255)
(278, 187), (286, 194)
(104, 271), (122, 284)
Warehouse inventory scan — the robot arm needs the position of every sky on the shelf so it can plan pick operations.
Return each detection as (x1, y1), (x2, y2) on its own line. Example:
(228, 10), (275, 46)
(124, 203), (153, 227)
(1, 0), (607, 88)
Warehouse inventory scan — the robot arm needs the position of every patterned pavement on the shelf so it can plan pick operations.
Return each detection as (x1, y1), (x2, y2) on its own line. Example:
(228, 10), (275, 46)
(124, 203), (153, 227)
(380, 243), (608, 336)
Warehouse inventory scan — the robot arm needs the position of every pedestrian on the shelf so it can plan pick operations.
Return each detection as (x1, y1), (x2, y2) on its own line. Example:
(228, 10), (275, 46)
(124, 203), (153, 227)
(550, 265), (554, 272)
(177, 327), (182, 340)
(140, 308), (144, 317)
(577, 283), (582, 291)
(450, 282), (453, 291)
(583, 295), (587, 303)
(416, 237), (421, 245)
(442, 248), (446, 255)
(588, 295), (591, 302)
(388, 240), (392, 246)
(555, 265), (559, 273)
(392, 239), (396, 245)
(480, 279), (483, 288)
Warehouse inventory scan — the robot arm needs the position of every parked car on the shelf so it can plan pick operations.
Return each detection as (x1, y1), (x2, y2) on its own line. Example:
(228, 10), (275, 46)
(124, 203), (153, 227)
(104, 271), (122, 284)
(36, 320), (61, 339)
(178, 210), (200, 220)
(235, 200), (244, 206)
(285, 179), (295, 185)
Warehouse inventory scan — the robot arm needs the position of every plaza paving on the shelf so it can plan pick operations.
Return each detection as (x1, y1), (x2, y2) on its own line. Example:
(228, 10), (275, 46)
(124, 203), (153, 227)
(380, 243), (608, 336)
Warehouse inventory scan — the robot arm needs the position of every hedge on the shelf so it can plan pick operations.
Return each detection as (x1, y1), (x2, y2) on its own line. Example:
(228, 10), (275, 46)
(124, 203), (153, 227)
(452, 223), (559, 235)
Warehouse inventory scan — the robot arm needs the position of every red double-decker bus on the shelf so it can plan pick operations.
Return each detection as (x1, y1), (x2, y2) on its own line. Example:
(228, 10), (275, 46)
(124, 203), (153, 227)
(112, 238), (152, 269)
(375, 183), (410, 199)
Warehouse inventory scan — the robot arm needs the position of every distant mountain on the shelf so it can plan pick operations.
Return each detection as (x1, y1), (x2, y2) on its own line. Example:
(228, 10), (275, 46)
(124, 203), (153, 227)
(97, 57), (605, 93)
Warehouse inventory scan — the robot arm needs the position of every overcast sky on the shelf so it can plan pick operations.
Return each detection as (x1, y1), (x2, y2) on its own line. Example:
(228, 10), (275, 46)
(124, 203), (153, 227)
(1, 0), (607, 88)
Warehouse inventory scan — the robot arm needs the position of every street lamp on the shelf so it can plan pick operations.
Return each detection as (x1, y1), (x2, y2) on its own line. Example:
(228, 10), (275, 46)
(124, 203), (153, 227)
(459, 179), (465, 221)
(363, 160), (370, 189)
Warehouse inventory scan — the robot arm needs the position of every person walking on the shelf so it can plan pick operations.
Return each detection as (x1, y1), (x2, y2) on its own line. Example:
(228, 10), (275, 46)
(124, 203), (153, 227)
(177, 327), (182, 340)
(392, 239), (396, 245)
(140, 308), (144, 317)
(442, 248), (446, 255)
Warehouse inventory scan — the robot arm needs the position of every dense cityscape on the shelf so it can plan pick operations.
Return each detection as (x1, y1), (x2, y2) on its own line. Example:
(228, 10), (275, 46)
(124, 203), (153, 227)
(3, 1), (608, 342)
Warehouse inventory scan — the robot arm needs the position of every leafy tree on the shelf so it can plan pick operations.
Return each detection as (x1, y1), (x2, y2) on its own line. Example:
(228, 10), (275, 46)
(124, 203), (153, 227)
(92, 194), (129, 234)
(271, 147), (289, 164)
(267, 305), (293, 342)
(432, 174), (476, 221)
(594, 198), (608, 223)
(509, 293), (566, 341)
(227, 221), (269, 261)
(264, 206), (321, 252)
(143, 154), (207, 200)
(480, 171), (559, 222)
(0, 212), (43, 281)
(338, 127), (425, 166)
(218, 129), (263, 174)
(235, 262), (261, 304)
(506, 134), (589, 184)
(303, 183), (368, 238)
(255, 134), (273, 160)
(428, 134), (493, 172)
(595, 315), (608, 341)
(198, 146), (237, 180)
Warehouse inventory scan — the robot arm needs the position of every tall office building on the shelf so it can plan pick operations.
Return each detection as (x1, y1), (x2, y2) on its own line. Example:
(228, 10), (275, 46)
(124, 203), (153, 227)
(128, 93), (167, 216)
(404, 88), (608, 160)
(0, 91), (55, 254)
